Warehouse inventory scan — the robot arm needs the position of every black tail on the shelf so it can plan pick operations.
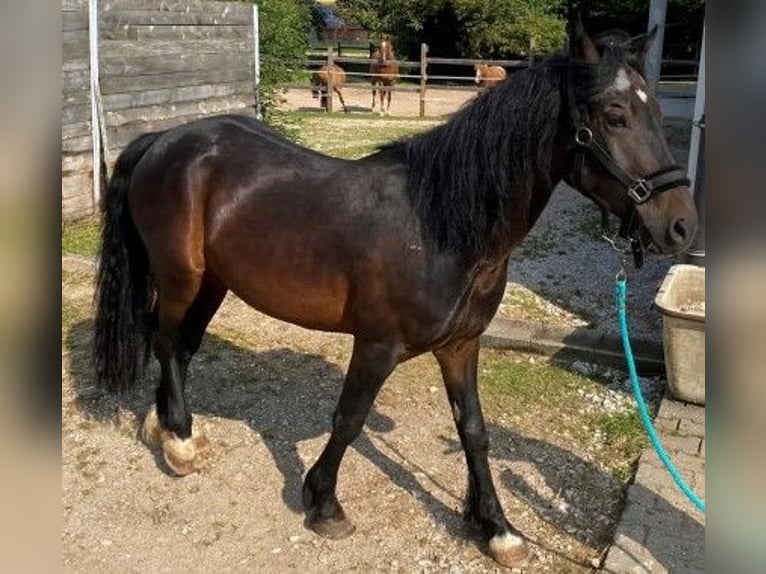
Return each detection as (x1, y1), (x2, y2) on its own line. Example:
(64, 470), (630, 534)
(93, 131), (164, 392)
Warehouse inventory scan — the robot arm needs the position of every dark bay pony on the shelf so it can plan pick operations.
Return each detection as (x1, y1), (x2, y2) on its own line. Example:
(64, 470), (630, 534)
(370, 34), (399, 115)
(94, 22), (697, 568)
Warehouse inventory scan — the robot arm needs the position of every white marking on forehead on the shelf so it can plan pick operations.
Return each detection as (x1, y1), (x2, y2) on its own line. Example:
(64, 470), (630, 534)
(611, 68), (631, 92)
(635, 88), (648, 103)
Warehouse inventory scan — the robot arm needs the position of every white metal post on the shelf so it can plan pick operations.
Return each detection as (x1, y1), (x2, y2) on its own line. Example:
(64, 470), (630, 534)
(646, 0), (667, 91)
(88, 0), (102, 206)
(684, 23), (705, 265)
(687, 24), (705, 189)
(253, 4), (261, 120)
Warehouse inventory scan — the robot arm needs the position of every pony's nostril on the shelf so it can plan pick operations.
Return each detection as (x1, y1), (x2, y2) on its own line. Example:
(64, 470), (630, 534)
(669, 218), (688, 245)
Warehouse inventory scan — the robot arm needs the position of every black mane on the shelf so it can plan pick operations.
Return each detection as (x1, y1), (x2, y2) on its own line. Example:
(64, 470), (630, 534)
(388, 49), (627, 258)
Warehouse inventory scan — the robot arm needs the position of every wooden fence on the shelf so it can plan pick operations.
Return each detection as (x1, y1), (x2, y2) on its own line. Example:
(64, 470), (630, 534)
(61, 0), (257, 222)
(294, 45), (700, 114)
(290, 44), (532, 114)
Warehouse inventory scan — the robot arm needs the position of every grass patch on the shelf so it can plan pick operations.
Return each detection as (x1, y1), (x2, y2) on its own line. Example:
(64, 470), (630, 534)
(588, 410), (647, 482)
(63, 217), (101, 257)
(62, 270), (93, 338)
(501, 284), (556, 322)
(479, 351), (592, 412)
(269, 113), (439, 159)
(478, 349), (648, 485)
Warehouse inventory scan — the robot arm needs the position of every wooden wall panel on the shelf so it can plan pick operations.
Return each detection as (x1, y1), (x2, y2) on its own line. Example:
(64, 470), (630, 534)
(61, 0), (257, 222)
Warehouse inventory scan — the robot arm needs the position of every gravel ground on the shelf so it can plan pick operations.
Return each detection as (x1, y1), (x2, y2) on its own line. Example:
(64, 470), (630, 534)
(63, 265), (663, 573)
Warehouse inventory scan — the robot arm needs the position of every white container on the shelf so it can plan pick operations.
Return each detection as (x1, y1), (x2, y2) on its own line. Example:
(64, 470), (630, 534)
(654, 264), (705, 404)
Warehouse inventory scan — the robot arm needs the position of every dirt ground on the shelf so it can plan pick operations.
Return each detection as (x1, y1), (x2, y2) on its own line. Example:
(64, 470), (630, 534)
(279, 85), (477, 118)
(63, 262), (653, 573)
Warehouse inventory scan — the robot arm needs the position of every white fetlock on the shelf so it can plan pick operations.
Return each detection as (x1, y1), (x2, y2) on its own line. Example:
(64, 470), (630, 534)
(142, 406), (210, 475)
(142, 406), (167, 447)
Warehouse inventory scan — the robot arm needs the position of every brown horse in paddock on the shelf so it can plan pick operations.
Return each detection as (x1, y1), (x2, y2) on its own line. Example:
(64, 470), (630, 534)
(311, 64), (348, 113)
(474, 63), (507, 89)
(370, 34), (399, 115)
(93, 21), (696, 568)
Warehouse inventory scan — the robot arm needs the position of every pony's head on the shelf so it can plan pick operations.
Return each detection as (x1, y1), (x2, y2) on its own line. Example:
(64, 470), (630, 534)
(474, 64), (488, 84)
(566, 20), (698, 256)
(377, 34), (394, 62)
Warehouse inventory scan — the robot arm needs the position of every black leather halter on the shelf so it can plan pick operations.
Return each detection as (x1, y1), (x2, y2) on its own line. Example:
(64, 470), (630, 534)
(572, 126), (690, 204)
(566, 76), (690, 268)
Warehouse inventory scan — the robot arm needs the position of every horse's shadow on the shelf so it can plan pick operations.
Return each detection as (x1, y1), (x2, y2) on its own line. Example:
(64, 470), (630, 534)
(66, 319), (700, 568)
(67, 320), (466, 537)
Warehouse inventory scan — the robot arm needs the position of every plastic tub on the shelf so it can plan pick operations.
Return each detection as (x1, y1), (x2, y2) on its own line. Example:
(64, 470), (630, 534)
(654, 264), (705, 404)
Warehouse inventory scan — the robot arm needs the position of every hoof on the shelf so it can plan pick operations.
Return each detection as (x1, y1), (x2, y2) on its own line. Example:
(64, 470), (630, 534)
(488, 533), (531, 569)
(307, 515), (356, 540)
(163, 435), (198, 476)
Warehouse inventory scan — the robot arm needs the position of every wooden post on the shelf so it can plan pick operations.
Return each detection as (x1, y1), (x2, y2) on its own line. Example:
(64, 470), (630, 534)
(326, 46), (334, 113)
(528, 36), (536, 67)
(419, 43), (428, 118)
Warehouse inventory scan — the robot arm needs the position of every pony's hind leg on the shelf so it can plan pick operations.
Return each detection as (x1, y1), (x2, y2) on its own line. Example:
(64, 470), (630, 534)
(433, 338), (530, 568)
(143, 271), (226, 476)
(303, 339), (399, 539)
(335, 87), (348, 113)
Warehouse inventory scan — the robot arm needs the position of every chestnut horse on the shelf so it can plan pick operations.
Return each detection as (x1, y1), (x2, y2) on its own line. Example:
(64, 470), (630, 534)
(370, 34), (398, 115)
(474, 63), (507, 89)
(94, 22), (696, 568)
(311, 64), (348, 113)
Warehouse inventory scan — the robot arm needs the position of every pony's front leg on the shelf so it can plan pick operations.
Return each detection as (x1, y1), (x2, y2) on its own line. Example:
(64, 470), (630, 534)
(380, 87), (387, 116)
(303, 339), (398, 539)
(434, 338), (530, 568)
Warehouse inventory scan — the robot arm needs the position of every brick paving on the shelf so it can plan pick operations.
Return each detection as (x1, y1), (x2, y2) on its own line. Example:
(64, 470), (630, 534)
(601, 399), (705, 573)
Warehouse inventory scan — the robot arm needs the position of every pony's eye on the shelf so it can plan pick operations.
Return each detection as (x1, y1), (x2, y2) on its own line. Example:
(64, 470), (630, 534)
(606, 112), (627, 128)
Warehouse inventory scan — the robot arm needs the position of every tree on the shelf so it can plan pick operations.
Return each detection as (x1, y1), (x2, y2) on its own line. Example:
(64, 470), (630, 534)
(452, 0), (566, 57)
(238, 0), (312, 118)
(336, 0), (567, 59)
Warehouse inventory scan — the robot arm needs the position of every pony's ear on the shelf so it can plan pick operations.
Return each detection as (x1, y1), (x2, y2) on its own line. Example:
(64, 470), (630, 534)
(628, 25), (659, 70)
(570, 12), (600, 63)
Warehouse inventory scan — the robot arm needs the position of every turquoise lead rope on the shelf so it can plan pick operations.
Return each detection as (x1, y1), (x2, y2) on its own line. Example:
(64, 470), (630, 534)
(615, 276), (706, 513)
